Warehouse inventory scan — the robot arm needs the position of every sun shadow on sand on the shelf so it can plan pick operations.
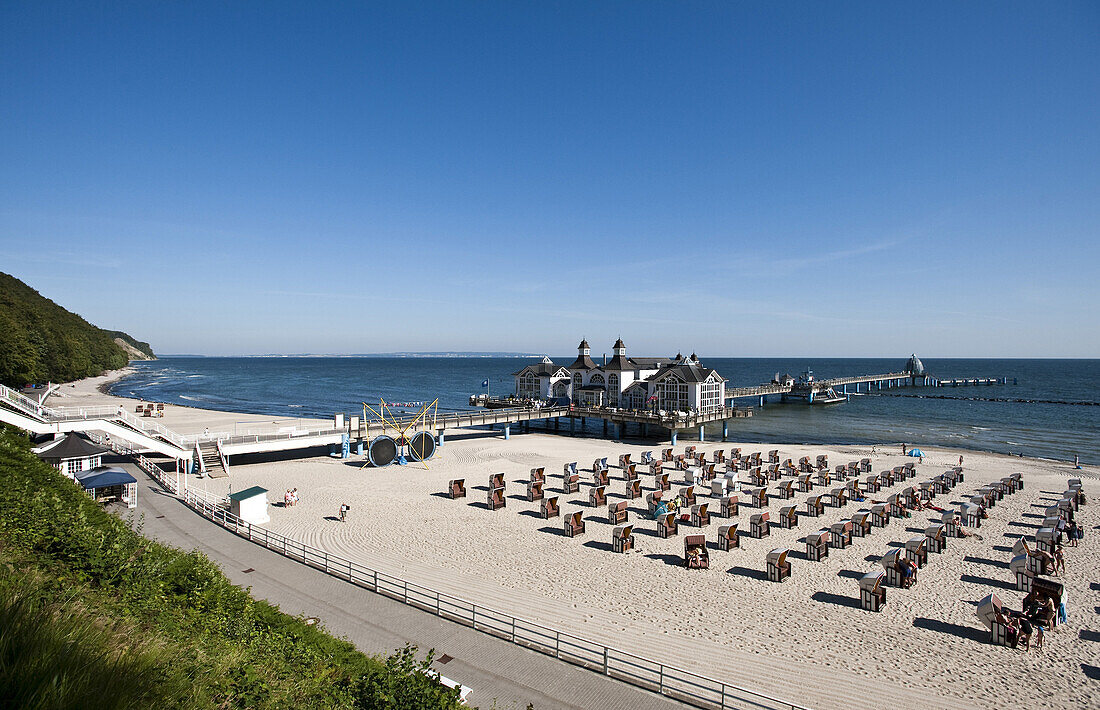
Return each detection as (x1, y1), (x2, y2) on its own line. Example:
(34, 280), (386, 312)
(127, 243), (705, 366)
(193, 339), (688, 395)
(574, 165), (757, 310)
(1007, 521), (1041, 530)
(1090, 583), (1100, 592)
(913, 617), (986, 643)
(811, 591), (860, 609)
(1081, 664), (1100, 681)
(322, 515), (341, 522)
(886, 540), (904, 548)
(517, 510), (543, 519)
(1020, 513), (1044, 520)
(644, 552), (684, 567)
(960, 573), (1014, 591)
(583, 540), (612, 552)
(467, 501), (491, 510)
(905, 527), (925, 534)
(1078, 629), (1100, 643)
(963, 555), (1010, 570)
(991, 544), (1014, 553)
(837, 569), (864, 580)
(429, 491), (454, 499)
(727, 566), (768, 581)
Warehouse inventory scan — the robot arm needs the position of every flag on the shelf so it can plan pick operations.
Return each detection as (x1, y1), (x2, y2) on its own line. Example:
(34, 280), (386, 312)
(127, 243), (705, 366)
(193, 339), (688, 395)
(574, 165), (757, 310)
(482, 379), (489, 388)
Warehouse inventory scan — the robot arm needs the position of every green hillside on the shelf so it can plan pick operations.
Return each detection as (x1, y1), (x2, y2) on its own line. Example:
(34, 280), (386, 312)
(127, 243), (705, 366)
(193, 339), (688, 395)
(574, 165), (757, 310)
(0, 272), (152, 386)
(0, 426), (466, 709)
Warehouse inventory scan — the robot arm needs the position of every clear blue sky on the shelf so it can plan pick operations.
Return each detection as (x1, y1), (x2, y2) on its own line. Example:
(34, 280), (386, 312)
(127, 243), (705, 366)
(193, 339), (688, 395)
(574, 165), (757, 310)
(2, 2), (1097, 357)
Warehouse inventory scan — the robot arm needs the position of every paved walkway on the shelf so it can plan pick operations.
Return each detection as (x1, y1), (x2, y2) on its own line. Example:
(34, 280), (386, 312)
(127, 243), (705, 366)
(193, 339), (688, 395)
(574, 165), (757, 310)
(122, 468), (690, 710)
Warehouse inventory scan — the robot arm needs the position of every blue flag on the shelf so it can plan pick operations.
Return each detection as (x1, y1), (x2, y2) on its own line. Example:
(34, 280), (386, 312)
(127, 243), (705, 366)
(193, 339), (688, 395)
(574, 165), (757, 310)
(482, 379), (489, 388)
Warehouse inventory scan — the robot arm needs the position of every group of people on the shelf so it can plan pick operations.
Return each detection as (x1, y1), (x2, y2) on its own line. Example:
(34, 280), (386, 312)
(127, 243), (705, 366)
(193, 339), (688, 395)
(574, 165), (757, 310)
(996, 590), (1058, 652)
(283, 488), (299, 507)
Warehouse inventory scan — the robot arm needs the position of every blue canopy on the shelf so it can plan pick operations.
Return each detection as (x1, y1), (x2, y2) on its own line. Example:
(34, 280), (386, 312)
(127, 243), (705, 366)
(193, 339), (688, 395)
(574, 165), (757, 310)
(907, 448), (926, 457)
(76, 467), (136, 490)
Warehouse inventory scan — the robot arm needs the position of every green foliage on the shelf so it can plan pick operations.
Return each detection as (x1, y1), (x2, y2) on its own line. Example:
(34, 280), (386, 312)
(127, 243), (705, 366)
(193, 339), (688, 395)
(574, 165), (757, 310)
(0, 272), (136, 386)
(0, 426), (471, 709)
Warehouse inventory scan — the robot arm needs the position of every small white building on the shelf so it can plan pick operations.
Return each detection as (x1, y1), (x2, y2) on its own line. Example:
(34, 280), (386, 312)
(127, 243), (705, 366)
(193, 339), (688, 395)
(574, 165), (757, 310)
(35, 433), (107, 478)
(513, 339), (728, 413)
(228, 485), (270, 525)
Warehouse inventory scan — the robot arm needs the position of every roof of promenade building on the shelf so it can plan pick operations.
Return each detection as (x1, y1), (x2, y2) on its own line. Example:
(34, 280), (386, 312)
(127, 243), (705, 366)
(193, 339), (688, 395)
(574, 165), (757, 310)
(646, 361), (727, 384)
(36, 433), (108, 460)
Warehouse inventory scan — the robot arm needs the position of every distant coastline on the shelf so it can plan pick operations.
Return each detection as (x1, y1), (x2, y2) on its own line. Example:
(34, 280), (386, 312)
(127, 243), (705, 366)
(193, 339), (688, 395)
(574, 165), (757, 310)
(158, 352), (546, 358)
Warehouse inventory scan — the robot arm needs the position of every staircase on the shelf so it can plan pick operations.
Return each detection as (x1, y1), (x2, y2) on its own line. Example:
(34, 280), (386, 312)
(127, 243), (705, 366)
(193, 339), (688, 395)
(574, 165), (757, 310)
(197, 442), (228, 478)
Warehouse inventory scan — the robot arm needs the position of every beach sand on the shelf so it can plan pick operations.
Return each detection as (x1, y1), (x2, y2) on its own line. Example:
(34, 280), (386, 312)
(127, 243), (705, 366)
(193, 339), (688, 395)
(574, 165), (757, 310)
(50, 373), (1100, 709)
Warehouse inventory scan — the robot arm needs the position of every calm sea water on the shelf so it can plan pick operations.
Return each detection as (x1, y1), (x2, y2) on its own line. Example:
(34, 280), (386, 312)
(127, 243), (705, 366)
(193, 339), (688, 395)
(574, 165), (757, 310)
(111, 357), (1100, 463)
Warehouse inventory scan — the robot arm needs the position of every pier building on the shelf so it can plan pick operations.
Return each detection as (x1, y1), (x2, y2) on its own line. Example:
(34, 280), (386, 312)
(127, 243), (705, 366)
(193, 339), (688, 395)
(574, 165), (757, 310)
(513, 339), (728, 413)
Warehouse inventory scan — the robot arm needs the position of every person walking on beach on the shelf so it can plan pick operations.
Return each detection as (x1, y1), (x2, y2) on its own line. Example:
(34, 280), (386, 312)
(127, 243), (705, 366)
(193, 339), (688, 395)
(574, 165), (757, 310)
(958, 454), (964, 467)
(339, 502), (349, 522)
(901, 444), (906, 455)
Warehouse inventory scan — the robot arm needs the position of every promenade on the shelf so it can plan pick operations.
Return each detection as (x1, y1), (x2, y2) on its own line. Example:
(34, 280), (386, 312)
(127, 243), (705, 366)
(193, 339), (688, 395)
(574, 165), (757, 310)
(119, 462), (688, 710)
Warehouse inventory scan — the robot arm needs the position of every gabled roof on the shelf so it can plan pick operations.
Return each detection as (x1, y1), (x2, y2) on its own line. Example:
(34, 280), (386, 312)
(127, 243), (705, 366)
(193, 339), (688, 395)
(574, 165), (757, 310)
(37, 433), (107, 460)
(647, 363), (726, 384)
(512, 362), (567, 377)
(228, 486), (268, 501)
(623, 380), (648, 393)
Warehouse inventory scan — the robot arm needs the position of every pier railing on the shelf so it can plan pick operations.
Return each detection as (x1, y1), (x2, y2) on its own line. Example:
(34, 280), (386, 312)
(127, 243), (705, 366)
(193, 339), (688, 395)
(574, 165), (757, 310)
(0, 383), (57, 421)
(173, 485), (806, 710)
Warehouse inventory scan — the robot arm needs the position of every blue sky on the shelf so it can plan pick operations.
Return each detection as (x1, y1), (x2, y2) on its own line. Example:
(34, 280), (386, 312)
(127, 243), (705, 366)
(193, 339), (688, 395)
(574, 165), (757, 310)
(2, 2), (1097, 357)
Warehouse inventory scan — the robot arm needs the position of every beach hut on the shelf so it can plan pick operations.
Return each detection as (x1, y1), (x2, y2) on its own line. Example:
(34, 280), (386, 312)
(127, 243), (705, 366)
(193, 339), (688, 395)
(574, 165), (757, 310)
(487, 486), (506, 510)
(805, 495), (824, 518)
(747, 487), (767, 508)
(649, 459), (663, 476)
(448, 479), (466, 499)
(36, 433), (107, 478)
(690, 503), (711, 527)
(887, 494), (906, 518)
(1009, 472), (1021, 489)
(859, 571), (886, 612)
(618, 453), (632, 469)
(829, 487), (848, 507)
(563, 462), (578, 477)
(766, 548), (791, 583)
(961, 503), (982, 528)
(489, 472), (505, 489)
(834, 464), (848, 481)
(712, 449), (726, 464)
(684, 535), (709, 569)
(76, 466), (138, 509)
(589, 486), (607, 508)
(717, 524), (739, 551)
(530, 467), (545, 483)
(541, 496), (560, 519)
(864, 474), (880, 494)
(830, 521), (853, 549)
(593, 468), (609, 487)
(880, 549), (906, 588)
(905, 537), (928, 568)
(779, 505), (798, 529)
(750, 512), (770, 538)
(816, 454), (828, 470)
(851, 511), (871, 537)
(657, 511), (678, 538)
(806, 530), (829, 561)
(976, 593), (1012, 646)
(939, 510), (958, 538)
(710, 477), (730, 498)
(1036, 527), (1057, 555)
(564, 473), (580, 494)
(797, 473), (814, 492)
(925, 524), (947, 553)
(1010, 554), (1034, 591)
(661, 448), (674, 462)
(563, 511), (585, 538)
(607, 500), (629, 525)
(227, 485), (268, 523)
(624, 463), (638, 482)
(860, 458), (872, 473)
(768, 449), (780, 463)
(774, 480), (795, 499)
(526, 479), (544, 502)
(678, 486), (696, 506)
(870, 503), (889, 527)
(646, 490), (664, 516)
(718, 494), (738, 518)
(654, 472), (670, 492)
(814, 471), (831, 488)
(626, 478), (642, 500)
(612, 524), (634, 553)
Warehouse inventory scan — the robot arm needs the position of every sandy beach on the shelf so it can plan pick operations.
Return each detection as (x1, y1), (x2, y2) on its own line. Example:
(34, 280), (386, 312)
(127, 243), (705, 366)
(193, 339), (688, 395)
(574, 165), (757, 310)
(53, 372), (1100, 710)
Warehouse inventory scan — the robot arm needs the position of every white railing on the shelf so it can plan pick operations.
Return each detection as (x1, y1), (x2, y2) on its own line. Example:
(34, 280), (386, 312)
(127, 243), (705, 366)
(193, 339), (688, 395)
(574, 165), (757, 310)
(177, 487), (807, 710)
(134, 454), (178, 495)
(0, 383), (58, 420)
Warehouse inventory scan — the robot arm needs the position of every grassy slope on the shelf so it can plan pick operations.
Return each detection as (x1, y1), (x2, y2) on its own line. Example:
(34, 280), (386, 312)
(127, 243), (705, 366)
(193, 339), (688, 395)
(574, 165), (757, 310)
(0, 426), (465, 709)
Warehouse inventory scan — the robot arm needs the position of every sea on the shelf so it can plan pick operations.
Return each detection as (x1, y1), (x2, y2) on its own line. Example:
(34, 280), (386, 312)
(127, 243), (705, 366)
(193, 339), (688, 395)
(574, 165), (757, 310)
(110, 357), (1100, 464)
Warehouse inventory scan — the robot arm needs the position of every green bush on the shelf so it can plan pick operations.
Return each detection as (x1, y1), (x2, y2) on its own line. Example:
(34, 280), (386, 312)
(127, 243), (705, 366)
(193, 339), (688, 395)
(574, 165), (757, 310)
(0, 426), (468, 709)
